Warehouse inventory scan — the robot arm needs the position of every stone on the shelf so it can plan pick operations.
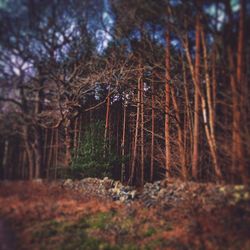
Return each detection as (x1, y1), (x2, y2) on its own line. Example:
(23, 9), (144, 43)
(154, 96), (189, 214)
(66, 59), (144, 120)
(129, 190), (137, 200)
(32, 178), (43, 184)
(158, 188), (167, 199)
(63, 179), (73, 186)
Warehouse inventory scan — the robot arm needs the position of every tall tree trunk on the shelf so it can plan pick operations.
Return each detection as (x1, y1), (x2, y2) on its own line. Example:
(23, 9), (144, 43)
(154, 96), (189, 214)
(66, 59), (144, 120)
(23, 126), (33, 180)
(2, 139), (9, 179)
(150, 80), (155, 182)
(184, 15), (222, 181)
(47, 128), (54, 178)
(225, 0), (242, 182)
(77, 114), (82, 159)
(108, 113), (112, 156)
(129, 72), (141, 185)
(33, 73), (44, 179)
(182, 57), (193, 174)
(201, 27), (222, 180)
(17, 149), (22, 179)
(34, 128), (41, 179)
(236, 0), (246, 183)
(228, 47), (239, 180)
(74, 117), (79, 158)
(140, 72), (144, 186)
(64, 119), (71, 166)
(43, 128), (48, 171)
(165, 27), (171, 179)
(171, 86), (186, 179)
(192, 13), (201, 180)
(121, 102), (127, 182)
(22, 151), (27, 179)
(212, 47), (217, 122)
(116, 110), (120, 156)
(104, 86), (111, 154)
(54, 128), (58, 179)
(201, 28), (215, 144)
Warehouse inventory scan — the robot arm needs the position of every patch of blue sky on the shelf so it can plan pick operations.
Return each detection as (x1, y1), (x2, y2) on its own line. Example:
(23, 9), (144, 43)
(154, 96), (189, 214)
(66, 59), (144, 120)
(169, 0), (182, 6)
(96, 28), (112, 53)
(96, 0), (114, 53)
(204, 0), (240, 31)
(171, 39), (180, 49)
(1, 50), (34, 78)
(204, 3), (226, 31)
(0, 0), (7, 9)
(231, 0), (240, 12)
(153, 30), (165, 46)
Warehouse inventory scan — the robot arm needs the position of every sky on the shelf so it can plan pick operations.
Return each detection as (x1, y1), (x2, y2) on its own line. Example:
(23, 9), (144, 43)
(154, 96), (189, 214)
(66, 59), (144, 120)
(96, 0), (114, 52)
(0, 0), (244, 77)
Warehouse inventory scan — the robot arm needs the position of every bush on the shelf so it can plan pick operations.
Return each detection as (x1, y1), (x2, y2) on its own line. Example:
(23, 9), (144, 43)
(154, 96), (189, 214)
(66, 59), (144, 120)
(70, 121), (117, 179)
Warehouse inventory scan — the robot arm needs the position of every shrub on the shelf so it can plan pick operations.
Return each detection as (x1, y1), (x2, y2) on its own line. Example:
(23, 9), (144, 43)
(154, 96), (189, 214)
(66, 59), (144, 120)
(70, 121), (117, 179)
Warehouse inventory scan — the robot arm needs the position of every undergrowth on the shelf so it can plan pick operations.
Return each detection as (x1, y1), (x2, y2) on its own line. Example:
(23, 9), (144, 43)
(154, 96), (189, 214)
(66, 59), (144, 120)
(30, 210), (165, 250)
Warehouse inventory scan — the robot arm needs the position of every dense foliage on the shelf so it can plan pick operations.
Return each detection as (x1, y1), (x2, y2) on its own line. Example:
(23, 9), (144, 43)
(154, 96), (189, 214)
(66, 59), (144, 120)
(71, 121), (117, 178)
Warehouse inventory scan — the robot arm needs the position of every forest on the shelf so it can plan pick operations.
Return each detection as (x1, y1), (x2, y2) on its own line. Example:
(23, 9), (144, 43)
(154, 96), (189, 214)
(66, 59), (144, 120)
(0, 0), (250, 249)
(0, 0), (249, 184)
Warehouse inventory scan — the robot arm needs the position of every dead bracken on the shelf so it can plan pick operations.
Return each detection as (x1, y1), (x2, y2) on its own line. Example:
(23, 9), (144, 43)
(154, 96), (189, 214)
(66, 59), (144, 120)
(0, 178), (249, 250)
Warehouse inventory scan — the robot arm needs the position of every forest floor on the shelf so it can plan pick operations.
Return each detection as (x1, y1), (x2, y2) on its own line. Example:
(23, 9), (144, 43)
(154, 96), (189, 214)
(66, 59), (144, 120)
(0, 179), (249, 250)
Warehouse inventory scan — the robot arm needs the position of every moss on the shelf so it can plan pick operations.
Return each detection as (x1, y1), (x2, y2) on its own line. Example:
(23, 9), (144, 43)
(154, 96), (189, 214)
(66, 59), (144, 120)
(86, 211), (115, 230)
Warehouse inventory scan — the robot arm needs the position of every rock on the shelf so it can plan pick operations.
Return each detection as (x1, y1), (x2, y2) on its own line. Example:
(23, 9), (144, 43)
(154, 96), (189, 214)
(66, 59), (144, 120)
(105, 179), (138, 203)
(129, 190), (137, 200)
(32, 178), (43, 183)
(160, 179), (168, 187)
(119, 196), (127, 202)
(112, 195), (120, 201)
(144, 183), (153, 189)
(63, 179), (73, 188)
(101, 177), (114, 190)
(158, 188), (167, 199)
